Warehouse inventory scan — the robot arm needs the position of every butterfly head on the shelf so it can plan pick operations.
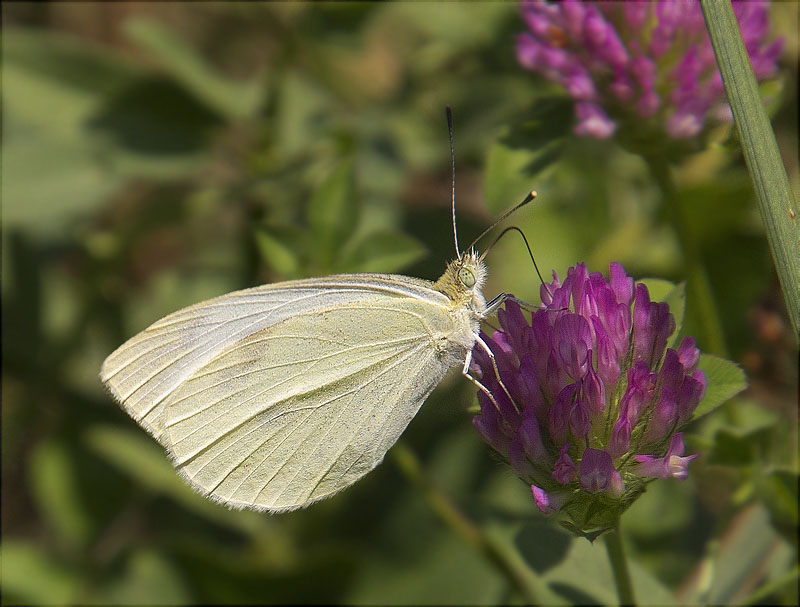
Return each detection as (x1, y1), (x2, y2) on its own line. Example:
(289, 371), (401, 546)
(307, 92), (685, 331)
(435, 249), (487, 314)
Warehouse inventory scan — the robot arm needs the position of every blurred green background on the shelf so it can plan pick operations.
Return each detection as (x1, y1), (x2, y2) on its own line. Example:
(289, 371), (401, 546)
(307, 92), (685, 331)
(2, 2), (797, 605)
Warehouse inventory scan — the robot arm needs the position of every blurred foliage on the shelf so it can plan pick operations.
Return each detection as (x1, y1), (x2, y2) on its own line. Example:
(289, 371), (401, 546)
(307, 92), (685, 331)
(1, 2), (797, 605)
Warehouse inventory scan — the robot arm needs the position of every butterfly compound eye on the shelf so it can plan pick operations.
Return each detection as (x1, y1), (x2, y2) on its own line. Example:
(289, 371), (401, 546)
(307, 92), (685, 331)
(458, 266), (476, 288)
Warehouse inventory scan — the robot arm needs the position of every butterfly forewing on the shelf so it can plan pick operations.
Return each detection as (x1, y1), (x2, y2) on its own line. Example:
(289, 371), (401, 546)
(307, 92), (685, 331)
(100, 275), (451, 443)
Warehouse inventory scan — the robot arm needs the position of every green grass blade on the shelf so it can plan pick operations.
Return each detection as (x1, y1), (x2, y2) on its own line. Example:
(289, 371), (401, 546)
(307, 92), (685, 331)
(701, 0), (800, 338)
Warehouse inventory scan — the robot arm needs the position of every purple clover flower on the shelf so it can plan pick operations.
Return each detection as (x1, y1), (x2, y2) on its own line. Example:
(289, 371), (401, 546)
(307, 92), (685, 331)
(471, 262), (706, 534)
(517, 0), (784, 140)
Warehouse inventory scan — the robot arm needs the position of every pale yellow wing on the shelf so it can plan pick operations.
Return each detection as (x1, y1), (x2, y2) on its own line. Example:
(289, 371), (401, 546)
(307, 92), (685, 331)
(164, 298), (467, 512)
(100, 275), (448, 445)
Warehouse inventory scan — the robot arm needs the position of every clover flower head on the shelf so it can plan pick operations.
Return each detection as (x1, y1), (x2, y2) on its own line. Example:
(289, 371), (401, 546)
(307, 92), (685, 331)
(517, 0), (784, 141)
(471, 262), (706, 535)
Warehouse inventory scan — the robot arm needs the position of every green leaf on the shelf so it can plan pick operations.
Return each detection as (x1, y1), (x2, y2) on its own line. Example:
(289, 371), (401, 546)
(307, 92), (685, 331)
(84, 425), (274, 537)
(727, 399), (781, 434)
(704, 504), (785, 605)
(338, 230), (426, 274)
(2, 28), (138, 138)
(123, 17), (264, 121)
(624, 477), (694, 539)
(2, 26), (215, 237)
(84, 425), (190, 496)
(661, 284), (686, 348)
(344, 532), (509, 605)
(307, 161), (358, 264)
(2, 127), (122, 236)
(0, 541), (79, 605)
(638, 278), (675, 303)
(87, 76), (221, 178)
(275, 73), (336, 156)
(527, 526), (676, 605)
(29, 440), (93, 548)
(98, 550), (190, 605)
(254, 229), (302, 278)
(692, 354), (748, 419)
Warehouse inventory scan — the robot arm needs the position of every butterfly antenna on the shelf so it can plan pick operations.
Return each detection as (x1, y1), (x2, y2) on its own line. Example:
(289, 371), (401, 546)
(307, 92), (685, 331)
(481, 225), (549, 294)
(446, 106), (460, 256)
(469, 190), (537, 253)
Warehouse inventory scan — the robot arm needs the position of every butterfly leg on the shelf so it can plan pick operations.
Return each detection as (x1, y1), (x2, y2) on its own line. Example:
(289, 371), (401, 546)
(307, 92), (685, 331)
(483, 292), (508, 316)
(461, 347), (504, 415)
(486, 292), (547, 316)
(462, 334), (521, 415)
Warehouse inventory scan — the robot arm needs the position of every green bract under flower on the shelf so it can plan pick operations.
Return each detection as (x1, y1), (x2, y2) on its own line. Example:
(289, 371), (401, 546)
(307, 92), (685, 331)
(471, 263), (705, 536)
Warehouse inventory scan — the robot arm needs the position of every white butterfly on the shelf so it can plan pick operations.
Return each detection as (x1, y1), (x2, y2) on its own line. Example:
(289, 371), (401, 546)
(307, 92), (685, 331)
(101, 246), (514, 511)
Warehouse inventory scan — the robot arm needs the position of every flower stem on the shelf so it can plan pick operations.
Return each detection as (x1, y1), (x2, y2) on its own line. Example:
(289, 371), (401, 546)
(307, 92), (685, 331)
(646, 155), (729, 358)
(390, 442), (547, 604)
(603, 524), (636, 606)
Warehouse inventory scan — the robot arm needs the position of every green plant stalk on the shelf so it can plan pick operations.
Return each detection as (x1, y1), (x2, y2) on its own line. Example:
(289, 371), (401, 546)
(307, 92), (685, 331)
(700, 0), (800, 338)
(646, 155), (729, 357)
(603, 524), (636, 606)
(740, 563), (800, 605)
(390, 442), (547, 604)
